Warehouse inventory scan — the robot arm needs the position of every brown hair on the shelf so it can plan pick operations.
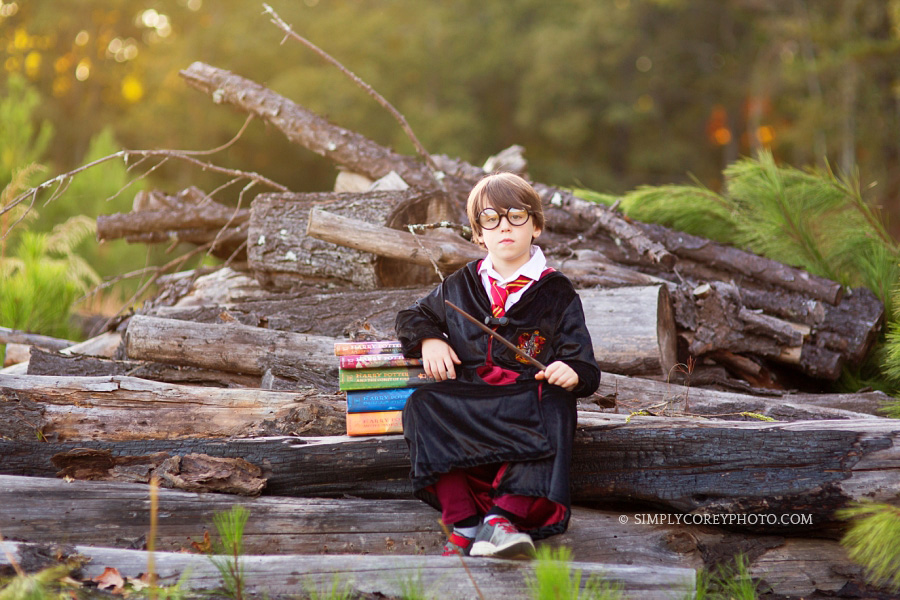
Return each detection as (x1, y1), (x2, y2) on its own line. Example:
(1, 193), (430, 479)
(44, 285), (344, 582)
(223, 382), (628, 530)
(466, 172), (545, 237)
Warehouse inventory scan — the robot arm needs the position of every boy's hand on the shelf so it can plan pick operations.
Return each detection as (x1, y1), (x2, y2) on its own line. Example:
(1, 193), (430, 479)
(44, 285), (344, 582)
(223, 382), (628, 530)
(421, 338), (461, 381)
(535, 361), (579, 391)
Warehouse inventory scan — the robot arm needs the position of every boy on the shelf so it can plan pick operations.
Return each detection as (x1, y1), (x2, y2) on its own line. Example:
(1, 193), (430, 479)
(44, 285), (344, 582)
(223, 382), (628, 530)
(395, 172), (600, 559)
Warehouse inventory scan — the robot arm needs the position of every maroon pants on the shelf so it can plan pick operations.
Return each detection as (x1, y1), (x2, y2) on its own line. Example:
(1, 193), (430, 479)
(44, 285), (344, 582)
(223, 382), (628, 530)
(434, 466), (535, 525)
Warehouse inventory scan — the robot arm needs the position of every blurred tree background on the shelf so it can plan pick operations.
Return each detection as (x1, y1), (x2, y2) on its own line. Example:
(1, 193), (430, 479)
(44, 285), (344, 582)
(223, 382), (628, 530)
(1, 0), (899, 333)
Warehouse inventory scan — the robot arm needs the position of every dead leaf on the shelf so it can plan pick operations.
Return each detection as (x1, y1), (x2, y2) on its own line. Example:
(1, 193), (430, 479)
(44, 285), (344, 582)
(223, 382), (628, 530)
(59, 576), (82, 588)
(189, 530), (212, 553)
(126, 575), (150, 593)
(92, 567), (125, 593)
(63, 475), (75, 483)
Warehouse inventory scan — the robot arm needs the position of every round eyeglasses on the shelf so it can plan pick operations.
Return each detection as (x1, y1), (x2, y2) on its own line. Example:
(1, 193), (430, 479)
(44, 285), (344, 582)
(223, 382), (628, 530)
(477, 207), (532, 230)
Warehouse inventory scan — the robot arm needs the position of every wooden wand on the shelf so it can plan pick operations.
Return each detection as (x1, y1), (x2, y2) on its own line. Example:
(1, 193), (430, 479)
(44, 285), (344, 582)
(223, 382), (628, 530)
(444, 300), (548, 371)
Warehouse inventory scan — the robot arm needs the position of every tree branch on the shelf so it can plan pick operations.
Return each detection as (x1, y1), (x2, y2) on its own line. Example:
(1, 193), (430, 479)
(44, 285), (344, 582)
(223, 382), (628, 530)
(262, 3), (441, 179)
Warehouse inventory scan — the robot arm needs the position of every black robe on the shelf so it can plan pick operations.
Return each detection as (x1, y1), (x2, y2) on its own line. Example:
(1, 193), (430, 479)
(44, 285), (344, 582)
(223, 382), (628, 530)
(395, 260), (600, 539)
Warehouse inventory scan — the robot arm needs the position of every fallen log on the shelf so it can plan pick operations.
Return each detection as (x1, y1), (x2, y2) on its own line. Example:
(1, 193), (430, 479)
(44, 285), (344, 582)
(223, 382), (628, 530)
(0, 540), (694, 600)
(0, 374), (346, 441)
(593, 372), (889, 419)
(145, 269), (430, 338)
(0, 331), (123, 375)
(636, 222), (844, 304)
(130, 292), (678, 380)
(145, 265), (663, 341)
(0, 474), (860, 597)
(61, 331), (124, 357)
(306, 206), (483, 271)
(97, 203), (249, 241)
(249, 190), (442, 289)
(25, 347), (262, 388)
(581, 285), (677, 378)
(180, 61), (445, 193)
(555, 249), (668, 287)
(3, 343), (30, 367)
(4, 415), (898, 529)
(0, 326), (74, 351)
(124, 314), (337, 385)
(122, 223), (248, 255)
(587, 233), (883, 375)
(1, 364), (873, 448)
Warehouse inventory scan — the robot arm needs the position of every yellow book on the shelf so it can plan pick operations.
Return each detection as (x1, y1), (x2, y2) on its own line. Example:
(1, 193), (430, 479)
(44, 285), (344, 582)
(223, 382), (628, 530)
(346, 410), (404, 436)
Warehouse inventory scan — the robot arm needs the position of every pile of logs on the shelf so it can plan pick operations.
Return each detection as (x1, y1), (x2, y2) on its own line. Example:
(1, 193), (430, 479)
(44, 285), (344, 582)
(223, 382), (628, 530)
(2, 61), (898, 599)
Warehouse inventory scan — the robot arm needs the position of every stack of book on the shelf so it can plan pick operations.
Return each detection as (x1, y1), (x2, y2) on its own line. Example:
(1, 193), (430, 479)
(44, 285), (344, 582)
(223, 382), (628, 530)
(335, 340), (435, 436)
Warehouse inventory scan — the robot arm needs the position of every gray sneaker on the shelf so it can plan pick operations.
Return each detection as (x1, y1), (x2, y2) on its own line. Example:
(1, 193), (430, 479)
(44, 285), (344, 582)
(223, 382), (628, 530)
(469, 517), (535, 559)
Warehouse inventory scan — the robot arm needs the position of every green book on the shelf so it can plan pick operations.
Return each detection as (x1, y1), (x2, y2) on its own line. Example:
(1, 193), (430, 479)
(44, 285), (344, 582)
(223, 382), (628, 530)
(339, 366), (435, 390)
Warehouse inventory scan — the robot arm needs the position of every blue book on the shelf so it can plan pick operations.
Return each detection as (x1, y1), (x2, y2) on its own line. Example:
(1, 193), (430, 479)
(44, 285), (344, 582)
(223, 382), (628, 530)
(346, 388), (415, 413)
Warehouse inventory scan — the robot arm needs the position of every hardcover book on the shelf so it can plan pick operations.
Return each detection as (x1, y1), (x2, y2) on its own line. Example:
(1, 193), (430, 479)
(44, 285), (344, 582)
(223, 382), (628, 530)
(346, 410), (403, 436)
(346, 388), (415, 413)
(339, 354), (423, 370)
(333, 340), (402, 356)
(339, 366), (435, 390)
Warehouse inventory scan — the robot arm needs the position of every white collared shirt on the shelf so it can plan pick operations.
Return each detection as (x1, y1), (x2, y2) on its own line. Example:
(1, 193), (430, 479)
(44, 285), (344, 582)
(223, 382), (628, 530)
(478, 245), (547, 313)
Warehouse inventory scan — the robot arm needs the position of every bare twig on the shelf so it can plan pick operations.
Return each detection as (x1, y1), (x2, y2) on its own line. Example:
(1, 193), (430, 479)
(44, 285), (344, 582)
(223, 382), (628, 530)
(0, 116), (285, 239)
(92, 238), (225, 334)
(437, 520), (487, 600)
(406, 220), (471, 237)
(206, 181), (255, 257)
(407, 224), (446, 281)
(262, 3), (442, 179)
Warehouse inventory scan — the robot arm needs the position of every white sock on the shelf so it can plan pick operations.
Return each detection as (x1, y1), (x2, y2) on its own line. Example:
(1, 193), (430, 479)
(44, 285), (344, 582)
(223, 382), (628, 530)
(454, 525), (479, 539)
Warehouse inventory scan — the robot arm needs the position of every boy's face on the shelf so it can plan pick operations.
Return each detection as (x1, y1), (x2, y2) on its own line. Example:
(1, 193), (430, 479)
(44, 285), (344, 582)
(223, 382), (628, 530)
(474, 203), (542, 273)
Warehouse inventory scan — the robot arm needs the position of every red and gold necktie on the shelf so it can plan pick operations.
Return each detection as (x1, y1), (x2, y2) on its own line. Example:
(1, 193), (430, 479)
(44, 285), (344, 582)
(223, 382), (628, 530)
(489, 275), (533, 319)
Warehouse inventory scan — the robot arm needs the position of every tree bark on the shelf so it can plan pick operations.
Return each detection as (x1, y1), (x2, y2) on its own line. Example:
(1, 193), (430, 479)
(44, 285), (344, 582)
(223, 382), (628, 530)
(670, 280), (880, 380)
(0, 374), (346, 441)
(49, 451), (266, 496)
(249, 190), (442, 289)
(0, 474), (860, 597)
(0, 539), (693, 600)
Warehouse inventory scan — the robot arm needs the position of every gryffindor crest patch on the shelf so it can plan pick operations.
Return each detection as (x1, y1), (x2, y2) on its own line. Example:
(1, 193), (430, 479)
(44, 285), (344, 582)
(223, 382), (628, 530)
(515, 330), (546, 364)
